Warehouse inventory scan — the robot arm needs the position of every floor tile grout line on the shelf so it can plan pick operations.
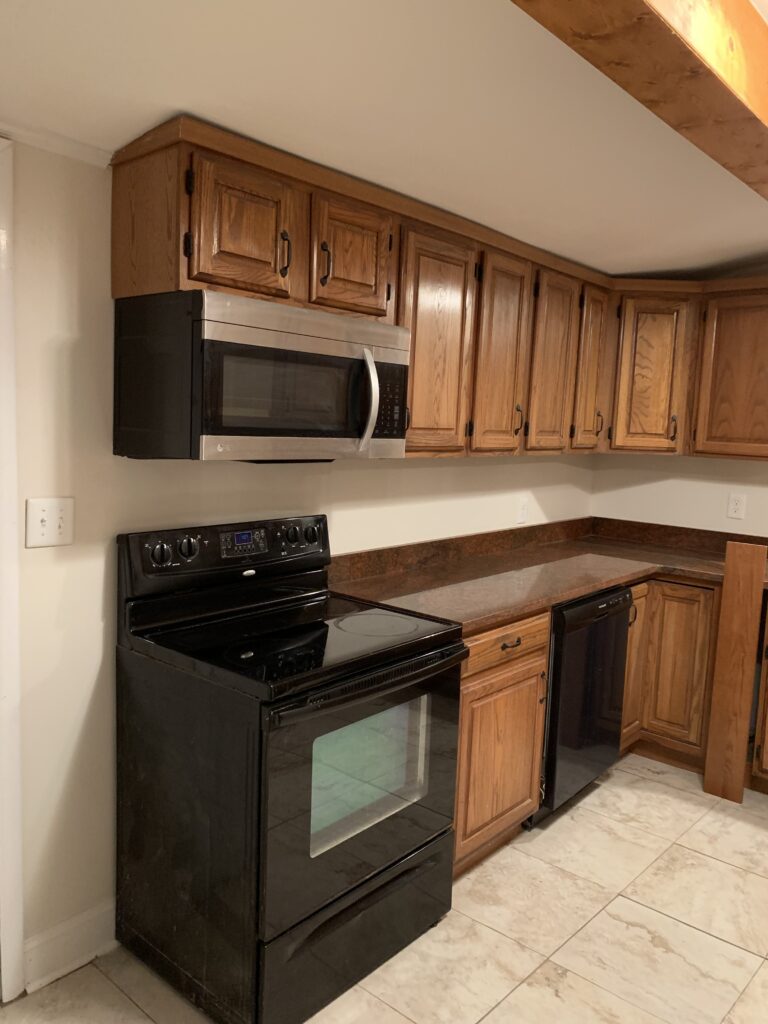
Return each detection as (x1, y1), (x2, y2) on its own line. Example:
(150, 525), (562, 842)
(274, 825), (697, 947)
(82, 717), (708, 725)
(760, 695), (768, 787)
(575, 802), (695, 843)
(717, 955), (765, 1024)
(352, 983), (420, 1024)
(666, 837), (768, 888)
(499, 841), (624, 894)
(449, 906), (550, 960)
(620, 891), (767, 961)
(90, 961), (158, 1023)
(538, 956), (670, 1024)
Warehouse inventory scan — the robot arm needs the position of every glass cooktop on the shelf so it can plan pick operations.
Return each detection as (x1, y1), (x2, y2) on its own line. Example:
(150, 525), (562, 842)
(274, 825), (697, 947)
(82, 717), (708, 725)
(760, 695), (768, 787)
(144, 594), (453, 689)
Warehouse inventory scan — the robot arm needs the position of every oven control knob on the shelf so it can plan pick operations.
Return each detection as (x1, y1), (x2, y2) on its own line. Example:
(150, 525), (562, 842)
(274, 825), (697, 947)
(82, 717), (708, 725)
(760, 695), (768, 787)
(304, 524), (319, 544)
(150, 541), (173, 567)
(178, 535), (199, 560)
(285, 525), (300, 544)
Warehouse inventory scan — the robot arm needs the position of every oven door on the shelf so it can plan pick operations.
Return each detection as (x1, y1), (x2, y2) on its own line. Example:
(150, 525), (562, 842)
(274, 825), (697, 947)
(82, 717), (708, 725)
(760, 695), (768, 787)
(259, 647), (463, 940)
(199, 324), (393, 461)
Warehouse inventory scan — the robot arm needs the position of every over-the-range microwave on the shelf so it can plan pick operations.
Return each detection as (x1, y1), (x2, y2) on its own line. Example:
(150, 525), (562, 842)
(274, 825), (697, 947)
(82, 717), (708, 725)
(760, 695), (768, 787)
(113, 290), (410, 461)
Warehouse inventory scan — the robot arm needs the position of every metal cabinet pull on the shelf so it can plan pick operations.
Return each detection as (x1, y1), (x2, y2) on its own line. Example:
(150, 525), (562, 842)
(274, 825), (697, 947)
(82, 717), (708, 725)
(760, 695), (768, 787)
(513, 404), (524, 435)
(501, 636), (522, 651)
(320, 241), (333, 286)
(669, 414), (678, 442)
(279, 230), (292, 278)
(595, 410), (604, 436)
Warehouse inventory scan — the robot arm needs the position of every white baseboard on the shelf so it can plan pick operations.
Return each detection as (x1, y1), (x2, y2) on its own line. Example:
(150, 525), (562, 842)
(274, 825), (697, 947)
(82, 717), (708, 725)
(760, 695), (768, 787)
(24, 900), (117, 994)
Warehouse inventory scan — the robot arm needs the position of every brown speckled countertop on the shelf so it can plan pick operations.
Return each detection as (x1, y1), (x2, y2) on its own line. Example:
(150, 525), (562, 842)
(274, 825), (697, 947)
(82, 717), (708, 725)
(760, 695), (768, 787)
(336, 528), (758, 637)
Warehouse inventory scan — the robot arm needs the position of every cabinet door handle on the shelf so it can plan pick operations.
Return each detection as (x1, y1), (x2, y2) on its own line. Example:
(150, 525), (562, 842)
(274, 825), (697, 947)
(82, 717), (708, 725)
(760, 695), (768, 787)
(320, 241), (333, 286)
(279, 230), (292, 278)
(513, 404), (524, 435)
(595, 410), (604, 436)
(669, 414), (678, 442)
(501, 637), (522, 651)
(629, 604), (637, 626)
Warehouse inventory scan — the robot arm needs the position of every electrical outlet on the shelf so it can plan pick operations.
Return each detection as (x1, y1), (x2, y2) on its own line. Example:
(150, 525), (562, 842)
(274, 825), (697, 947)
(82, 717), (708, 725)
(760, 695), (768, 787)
(517, 498), (529, 525)
(25, 497), (75, 548)
(727, 492), (747, 520)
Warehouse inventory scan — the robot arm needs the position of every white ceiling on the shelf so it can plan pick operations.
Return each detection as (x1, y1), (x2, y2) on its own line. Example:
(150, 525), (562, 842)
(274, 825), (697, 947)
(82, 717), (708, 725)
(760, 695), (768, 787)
(2, 0), (768, 275)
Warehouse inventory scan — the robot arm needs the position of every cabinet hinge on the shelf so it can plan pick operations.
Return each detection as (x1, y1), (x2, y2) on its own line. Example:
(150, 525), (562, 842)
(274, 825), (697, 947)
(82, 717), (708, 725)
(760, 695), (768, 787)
(474, 261), (483, 284)
(184, 168), (195, 196)
(183, 232), (193, 258)
(386, 283), (392, 302)
(465, 420), (475, 438)
(388, 233), (393, 252)
(569, 423), (576, 439)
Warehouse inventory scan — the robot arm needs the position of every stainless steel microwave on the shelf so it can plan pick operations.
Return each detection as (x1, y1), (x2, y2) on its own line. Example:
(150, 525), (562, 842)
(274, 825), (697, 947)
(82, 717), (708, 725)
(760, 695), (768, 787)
(114, 290), (410, 461)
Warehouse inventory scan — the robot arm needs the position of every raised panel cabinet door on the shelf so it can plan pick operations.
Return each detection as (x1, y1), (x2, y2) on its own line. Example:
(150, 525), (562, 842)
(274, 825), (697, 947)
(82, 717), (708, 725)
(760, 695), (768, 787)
(525, 270), (581, 451)
(401, 229), (478, 453)
(612, 296), (689, 451)
(188, 151), (309, 299)
(310, 192), (393, 316)
(454, 653), (547, 865)
(571, 285), (610, 449)
(470, 252), (533, 452)
(696, 293), (768, 458)
(642, 582), (715, 751)
(621, 582), (649, 751)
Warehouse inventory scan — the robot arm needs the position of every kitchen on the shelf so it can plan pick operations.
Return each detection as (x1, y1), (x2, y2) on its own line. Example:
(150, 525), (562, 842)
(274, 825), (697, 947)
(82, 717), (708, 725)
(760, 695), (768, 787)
(3, 1), (768, 1023)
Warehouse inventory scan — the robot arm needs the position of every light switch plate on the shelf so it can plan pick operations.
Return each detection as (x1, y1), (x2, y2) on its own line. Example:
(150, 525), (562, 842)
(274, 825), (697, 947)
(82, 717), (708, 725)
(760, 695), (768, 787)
(25, 497), (75, 548)
(727, 492), (747, 520)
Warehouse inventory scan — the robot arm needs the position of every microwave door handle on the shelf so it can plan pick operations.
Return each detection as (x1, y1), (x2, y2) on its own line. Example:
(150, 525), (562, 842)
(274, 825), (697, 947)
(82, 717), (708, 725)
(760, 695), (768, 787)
(359, 347), (380, 452)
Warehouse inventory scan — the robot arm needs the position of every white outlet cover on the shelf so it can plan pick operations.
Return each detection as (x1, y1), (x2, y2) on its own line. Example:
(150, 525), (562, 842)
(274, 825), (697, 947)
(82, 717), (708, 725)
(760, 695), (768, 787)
(727, 492), (747, 520)
(25, 497), (75, 548)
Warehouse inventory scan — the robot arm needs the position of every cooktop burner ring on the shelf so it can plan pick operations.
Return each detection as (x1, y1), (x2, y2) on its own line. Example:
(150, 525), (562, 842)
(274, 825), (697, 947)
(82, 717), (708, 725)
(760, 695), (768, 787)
(334, 611), (422, 639)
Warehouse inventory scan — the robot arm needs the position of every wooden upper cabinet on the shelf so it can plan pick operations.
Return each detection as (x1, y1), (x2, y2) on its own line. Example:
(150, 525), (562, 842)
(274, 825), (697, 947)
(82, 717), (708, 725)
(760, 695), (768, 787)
(188, 151), (309, 300)
(695, 293), (768, 458)
(612, 296), (689, 452)
(454, 652), (547, 866)
(571, 285), (610, 449)
(642, 581), (715, 752)
(470, 252), (533, 453)
(525, 270), (581, 451)
(621, 582), (649, 751)
(310, 192), (393, 316)
(400, 228), (478, 453)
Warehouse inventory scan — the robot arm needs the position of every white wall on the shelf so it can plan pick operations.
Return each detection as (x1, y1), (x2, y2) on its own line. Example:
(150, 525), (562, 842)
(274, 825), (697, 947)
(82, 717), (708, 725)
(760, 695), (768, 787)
(12, 143), (594, 987)
(592, 455), (768, 536)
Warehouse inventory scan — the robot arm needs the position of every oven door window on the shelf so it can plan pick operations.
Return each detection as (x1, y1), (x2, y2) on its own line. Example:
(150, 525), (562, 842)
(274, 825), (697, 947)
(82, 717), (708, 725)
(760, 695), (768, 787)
(203, 340), (368, 437)
(261, 668), (459, 941)
(310, 695), (429, 858)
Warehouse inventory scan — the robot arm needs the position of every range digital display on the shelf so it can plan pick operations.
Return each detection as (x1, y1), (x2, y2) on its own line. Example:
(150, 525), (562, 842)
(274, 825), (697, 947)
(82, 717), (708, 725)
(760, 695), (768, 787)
(234, 531), (253, 546)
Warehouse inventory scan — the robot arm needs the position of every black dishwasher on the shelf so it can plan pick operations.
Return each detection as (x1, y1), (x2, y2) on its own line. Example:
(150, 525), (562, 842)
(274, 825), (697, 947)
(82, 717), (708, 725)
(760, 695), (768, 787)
(533, 587), (633, 824)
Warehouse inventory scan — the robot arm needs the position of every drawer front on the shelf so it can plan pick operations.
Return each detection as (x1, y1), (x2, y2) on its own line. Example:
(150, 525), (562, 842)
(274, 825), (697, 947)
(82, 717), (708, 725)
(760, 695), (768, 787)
(464, 613), (550, 677)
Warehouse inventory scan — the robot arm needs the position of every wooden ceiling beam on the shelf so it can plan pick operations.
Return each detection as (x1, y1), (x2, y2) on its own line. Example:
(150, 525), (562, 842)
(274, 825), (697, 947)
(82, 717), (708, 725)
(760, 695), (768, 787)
(510, 0), (768, 200)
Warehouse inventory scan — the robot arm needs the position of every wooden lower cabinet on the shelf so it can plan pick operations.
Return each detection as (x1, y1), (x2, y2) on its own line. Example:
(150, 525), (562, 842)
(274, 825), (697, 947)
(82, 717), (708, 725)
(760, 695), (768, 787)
(454, 644), (548, 870)
(640, 581), (717, 755)
(621, 582), (649, 751)
(752, 613), (768, 780)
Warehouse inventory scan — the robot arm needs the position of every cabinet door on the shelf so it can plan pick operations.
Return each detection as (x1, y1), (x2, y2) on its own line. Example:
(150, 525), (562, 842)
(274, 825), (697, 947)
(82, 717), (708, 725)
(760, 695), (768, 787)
(470, 252), (533, 452)
(642, 582), (715, 751)
(188, 151), (308, 299)
(401, 228), (478, 453)
(310, 192), (393, 316)
(612, 296), (689, 451)
(571, 285), (610, 449)
(696, 293), (768, 458)
(621, 582), (649, 751)
(454, 653), (547, 864)
(525, 270), (581, 451)
(753, 617), (768, 778)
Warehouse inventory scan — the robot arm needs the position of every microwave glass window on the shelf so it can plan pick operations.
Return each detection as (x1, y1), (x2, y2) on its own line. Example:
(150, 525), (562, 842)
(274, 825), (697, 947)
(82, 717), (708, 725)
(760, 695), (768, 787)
(309, 695), (430, 858)
(217, 347), (365, 435)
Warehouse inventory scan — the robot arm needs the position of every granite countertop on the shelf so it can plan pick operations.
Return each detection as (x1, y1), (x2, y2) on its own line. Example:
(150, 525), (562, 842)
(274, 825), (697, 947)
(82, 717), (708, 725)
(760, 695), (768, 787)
(338, 537), (739, 637)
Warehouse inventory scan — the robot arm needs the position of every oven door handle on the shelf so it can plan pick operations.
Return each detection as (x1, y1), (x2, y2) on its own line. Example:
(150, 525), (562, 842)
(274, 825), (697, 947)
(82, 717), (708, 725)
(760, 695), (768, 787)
(268, 645), (467, 728)
(359, 348), (380, 453)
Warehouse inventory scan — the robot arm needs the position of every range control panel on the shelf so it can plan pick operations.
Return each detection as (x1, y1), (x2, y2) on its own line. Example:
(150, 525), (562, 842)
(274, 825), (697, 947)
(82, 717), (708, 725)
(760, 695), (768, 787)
(133, 515), (328, 576)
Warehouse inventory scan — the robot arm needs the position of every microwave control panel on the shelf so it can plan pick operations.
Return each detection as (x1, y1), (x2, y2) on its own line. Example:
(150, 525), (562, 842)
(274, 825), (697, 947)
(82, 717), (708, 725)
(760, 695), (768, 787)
(373, 363), (408, 439)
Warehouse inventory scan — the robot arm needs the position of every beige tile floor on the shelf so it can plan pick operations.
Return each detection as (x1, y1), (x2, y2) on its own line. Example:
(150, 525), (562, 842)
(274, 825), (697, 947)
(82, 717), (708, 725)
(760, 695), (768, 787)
(4, 752), (768, 1023)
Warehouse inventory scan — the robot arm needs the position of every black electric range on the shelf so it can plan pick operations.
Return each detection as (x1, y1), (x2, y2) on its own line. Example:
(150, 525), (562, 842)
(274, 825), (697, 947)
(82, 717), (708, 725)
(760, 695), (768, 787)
(116, 515), (466, 1024)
